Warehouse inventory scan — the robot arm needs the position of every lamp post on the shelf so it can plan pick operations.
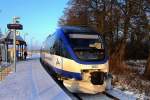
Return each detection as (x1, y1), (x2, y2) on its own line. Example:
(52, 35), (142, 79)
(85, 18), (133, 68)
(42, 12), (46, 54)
(7, 17), (23, 72)
(13, 17), (20, 72)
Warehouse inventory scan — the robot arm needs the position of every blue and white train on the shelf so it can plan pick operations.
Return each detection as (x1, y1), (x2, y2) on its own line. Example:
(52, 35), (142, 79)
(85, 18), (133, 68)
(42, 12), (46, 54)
(40, 26), (111, 93)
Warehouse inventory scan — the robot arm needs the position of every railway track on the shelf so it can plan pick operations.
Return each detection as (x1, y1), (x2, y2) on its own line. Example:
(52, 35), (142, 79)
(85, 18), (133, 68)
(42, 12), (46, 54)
(72, 92), (119, 100)
(41, 59), (119, 100)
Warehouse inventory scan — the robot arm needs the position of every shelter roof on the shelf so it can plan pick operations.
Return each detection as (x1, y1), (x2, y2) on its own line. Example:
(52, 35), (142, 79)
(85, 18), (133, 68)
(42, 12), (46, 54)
(0, 31), (26, 45)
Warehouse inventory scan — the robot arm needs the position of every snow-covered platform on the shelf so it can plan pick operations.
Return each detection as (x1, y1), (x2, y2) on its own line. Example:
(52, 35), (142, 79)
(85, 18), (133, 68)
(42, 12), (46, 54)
(0, 59), (71, 100)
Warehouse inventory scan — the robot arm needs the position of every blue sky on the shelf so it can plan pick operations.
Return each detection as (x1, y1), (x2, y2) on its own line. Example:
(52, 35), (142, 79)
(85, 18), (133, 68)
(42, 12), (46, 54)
(0, 0), (68, 48)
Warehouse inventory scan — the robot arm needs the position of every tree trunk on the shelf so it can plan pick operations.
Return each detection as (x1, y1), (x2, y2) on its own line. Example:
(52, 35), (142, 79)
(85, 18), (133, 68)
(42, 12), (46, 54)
(109, 15), (130, 74)
(109, 40), (127, 74)
(144, 53), (150, 80)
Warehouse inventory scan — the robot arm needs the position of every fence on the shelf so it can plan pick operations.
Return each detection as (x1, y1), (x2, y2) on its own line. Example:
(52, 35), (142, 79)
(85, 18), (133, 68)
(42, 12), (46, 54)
(0, 63), (12, 81)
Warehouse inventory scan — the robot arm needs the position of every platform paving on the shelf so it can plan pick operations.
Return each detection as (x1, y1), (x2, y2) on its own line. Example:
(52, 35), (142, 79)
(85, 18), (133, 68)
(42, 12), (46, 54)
(0, 58), (71, 100)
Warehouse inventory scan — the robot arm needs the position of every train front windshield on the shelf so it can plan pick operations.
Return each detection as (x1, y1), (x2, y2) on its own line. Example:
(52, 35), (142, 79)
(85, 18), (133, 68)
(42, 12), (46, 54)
(68, 34), (105, 61)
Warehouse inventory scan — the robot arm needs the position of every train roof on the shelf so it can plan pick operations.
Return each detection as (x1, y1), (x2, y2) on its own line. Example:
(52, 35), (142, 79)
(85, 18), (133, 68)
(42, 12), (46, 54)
(60, 26), (97, 34)
(45, 26), (100, 41)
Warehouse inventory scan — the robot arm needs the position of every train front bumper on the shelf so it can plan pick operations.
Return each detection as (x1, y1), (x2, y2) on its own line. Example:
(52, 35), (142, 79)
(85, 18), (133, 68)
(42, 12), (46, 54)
(63, 73), (112, 94)
(63, 79), (106, 94)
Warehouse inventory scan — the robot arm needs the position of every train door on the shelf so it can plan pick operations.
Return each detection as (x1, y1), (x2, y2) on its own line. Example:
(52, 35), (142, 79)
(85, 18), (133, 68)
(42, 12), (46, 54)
(54, 39), (63, 75)
(60, 39), (63, 76)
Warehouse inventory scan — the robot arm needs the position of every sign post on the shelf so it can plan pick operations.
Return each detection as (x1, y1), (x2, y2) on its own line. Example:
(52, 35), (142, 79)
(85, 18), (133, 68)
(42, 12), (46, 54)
(7, 17), (23, 72)
(14, 29), (16, 72)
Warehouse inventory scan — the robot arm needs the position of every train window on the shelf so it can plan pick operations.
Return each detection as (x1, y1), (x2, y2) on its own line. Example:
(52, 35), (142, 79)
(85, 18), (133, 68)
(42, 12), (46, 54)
(67, 34), (105, 61)
(61, 42), (72, 59)
(53, 38), (72, 59)
(49, 47), (54, 54)
(53, 39), (61, 55)
(49, 37), (72, 59)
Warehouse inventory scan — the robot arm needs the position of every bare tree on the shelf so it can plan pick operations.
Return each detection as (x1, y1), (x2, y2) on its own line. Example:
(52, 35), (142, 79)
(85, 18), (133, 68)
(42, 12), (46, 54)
(58, 0), (150, 74)
(145, 52), (150, 80)
(144, 32), (150, 79)
(58, 0), (89, 26)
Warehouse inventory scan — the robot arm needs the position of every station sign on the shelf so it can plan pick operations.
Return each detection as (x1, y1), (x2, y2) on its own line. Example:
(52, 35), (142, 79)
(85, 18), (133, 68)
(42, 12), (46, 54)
(7, 24), (23, 30)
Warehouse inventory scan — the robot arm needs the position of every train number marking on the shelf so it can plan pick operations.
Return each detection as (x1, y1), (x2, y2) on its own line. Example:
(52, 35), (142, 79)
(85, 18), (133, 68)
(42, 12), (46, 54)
(92, 65), (98, 68)
(56, 58), (60, 65)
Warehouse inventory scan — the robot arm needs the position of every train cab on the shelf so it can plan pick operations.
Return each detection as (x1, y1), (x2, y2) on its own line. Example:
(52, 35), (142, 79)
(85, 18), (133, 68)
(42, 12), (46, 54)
(41, 26), (111, 93)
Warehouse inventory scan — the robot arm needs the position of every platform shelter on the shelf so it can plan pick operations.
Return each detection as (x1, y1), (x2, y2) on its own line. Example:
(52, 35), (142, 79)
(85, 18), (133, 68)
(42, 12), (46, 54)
(0, 31), (27, 62)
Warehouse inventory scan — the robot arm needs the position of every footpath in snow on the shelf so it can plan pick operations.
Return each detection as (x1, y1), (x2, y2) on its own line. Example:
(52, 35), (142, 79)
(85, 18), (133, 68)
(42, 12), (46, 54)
(0, 58), (71, 100)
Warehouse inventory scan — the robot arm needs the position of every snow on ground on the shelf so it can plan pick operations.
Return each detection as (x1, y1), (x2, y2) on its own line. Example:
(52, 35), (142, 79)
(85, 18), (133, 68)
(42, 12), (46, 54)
(0, 57), (71, 100)
(27, 52), (40, 60)
(108, 60), (150, 99)
(0, 62), (11, 69)
(106, 88), (137, 100)
(112, 76), (150, 100)
(108, 86), (150, 100)
(126, 60), (146, 75)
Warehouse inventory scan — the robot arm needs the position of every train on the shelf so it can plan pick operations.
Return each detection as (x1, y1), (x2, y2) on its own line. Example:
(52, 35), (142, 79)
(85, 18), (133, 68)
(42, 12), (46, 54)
(40, 26), (112, 94)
